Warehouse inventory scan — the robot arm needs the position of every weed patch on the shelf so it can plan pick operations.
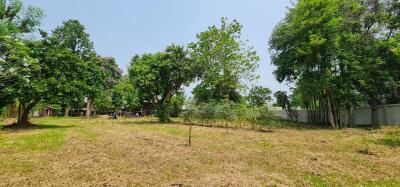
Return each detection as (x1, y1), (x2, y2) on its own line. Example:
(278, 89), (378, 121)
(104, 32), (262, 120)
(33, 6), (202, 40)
(375, 130), (400, 147)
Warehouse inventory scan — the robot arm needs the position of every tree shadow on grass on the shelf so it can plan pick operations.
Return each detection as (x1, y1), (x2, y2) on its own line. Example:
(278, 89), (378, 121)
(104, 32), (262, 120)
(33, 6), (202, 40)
(1, 123), (75, 132)
(117, 120), (163, 126)
(259, 118), (331, 131)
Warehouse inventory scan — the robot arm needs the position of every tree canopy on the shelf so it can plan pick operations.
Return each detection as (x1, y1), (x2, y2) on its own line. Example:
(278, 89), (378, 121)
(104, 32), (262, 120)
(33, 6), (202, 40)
(129, 45), (197, 122)
(190, 18), (260, 103)
(269, 0), (400, 127)
(248, 86), (272, 107)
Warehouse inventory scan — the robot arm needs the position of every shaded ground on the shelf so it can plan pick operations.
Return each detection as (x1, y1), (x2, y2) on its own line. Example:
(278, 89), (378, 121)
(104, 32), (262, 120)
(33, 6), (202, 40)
(0, 117), (399, 186)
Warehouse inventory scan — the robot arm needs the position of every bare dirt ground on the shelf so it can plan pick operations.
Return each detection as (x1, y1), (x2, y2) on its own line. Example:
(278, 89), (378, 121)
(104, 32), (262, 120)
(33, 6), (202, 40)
(1, 117), (399, 186)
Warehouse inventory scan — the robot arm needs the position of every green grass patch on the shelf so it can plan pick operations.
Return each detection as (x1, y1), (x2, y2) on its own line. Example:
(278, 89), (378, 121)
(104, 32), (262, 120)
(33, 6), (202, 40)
(362, 178), (400, 187)
(296, 172), (330, 187)
(0, 126), (67, 153)
(375, 130), (400, 147)
(257, 138), (274, 150)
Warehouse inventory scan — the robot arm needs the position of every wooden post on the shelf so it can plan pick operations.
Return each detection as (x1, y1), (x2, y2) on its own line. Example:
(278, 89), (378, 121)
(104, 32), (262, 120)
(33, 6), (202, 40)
(188, 114), (192, 146)
(225, 118), (229, 133)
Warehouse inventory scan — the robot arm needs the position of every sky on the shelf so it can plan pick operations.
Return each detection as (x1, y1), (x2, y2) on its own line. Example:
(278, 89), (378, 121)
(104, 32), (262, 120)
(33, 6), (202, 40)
(24, 0), (292, 95)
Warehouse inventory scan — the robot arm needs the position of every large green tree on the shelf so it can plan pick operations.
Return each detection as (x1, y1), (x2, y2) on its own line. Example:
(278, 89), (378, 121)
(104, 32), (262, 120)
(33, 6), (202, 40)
(355, 0), (400, 127)
(270, 0), (350, 128)
(129, 45), (198, 122)
(84, 55), (121, 118)
(270, 0), (400, 127)
(0, 0), (44, 125)
(190, 18), (260, 103)
(332, 0), (399, 127)
(46, 20), (120, 118)
(0, 0), (44, 106)
(46, 19), (98, 117)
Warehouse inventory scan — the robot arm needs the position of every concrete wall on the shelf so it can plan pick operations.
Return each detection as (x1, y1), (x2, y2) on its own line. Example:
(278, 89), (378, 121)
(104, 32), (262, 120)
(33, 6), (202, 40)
(273, 110), (308, 123)
(272, 104), (400, 126)
(355, 104), (400, 126)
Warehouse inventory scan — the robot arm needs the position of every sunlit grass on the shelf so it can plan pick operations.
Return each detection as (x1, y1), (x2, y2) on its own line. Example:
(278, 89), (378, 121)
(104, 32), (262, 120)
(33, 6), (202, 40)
(0, 117), (399, 186)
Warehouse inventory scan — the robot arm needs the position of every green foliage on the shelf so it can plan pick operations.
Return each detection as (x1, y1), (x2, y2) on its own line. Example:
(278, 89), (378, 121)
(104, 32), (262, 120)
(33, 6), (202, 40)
(0, 36), (39, 107)
(111, 76), (140, 111)
(88, 56), (121, 110)
(190, 18), (260, 103)
(248, 86), (272, 107)
(183, 99), (196, 123)
(36, 33), (87, 108)
(234, 102), (250, 125)
(196, 102), (217, 124)
(50, 19), (93, 57)
(169, 92), (185, 117)
(375, 130), (400, 147)
(269, 0), (350, 127)
(93, 90), (112, 112)
(192, 82), (243, 104)
(274, 91), (291, 109)
(0, 1), (43, 112)
(269, 0), (400, 127)
(0, 0), (44, 35)
(214, 100), (236, 123)
(185, 99), (273, 131)
(129, 45), (197, 122)
(47, 19), (119, 116)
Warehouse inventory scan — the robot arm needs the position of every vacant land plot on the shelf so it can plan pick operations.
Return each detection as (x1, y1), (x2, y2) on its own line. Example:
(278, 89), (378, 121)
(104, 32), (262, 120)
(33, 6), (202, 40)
(0, 118), (399, 186)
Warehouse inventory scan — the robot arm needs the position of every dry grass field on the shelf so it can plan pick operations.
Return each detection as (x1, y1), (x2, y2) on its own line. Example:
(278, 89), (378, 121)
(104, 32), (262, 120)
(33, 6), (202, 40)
(1, 117), (399, 186)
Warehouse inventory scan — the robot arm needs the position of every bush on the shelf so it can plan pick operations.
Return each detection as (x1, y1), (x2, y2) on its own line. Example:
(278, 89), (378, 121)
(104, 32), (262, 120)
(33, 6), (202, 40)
(186, 99), (274, 131)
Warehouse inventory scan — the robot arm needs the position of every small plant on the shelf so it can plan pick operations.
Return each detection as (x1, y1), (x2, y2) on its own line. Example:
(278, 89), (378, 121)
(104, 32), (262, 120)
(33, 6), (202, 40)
(184, 100), (196, 146)
(359, 136), (374, 155)
(258, 138), (273, 150)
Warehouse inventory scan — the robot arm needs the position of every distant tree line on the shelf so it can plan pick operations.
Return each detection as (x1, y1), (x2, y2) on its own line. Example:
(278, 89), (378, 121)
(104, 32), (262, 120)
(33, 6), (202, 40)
(0, 0), (129, 125)
(128, 18), (266, 123)
(0, 0), (268, 125)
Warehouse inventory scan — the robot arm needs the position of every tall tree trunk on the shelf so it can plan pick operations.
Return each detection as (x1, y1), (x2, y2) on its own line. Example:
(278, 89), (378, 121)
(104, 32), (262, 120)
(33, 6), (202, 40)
(371, 99), (379, 128)
(64, 106), (70, 117)
(345, 104), (354, 128)
(326, 91), (336, 128)
(17, 100), (39, 126)
(17, 103), (23, 123)
(90, 101), (94, 116)
(157, 91), (173, 122)
(86, 97), (93, 118)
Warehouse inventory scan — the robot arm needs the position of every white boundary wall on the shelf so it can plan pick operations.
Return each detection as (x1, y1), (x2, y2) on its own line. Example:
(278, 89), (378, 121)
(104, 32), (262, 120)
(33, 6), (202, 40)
(272, 104), (400, 126)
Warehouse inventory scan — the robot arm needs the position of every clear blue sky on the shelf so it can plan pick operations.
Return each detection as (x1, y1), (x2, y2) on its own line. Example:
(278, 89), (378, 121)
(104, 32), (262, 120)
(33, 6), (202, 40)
(25, 0), (291, 95)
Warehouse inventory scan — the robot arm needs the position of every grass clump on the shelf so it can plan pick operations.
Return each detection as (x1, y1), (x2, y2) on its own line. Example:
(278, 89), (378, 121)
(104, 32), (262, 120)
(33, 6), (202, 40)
(301, 173), (328, 187)
(375, 130), (400, 147)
